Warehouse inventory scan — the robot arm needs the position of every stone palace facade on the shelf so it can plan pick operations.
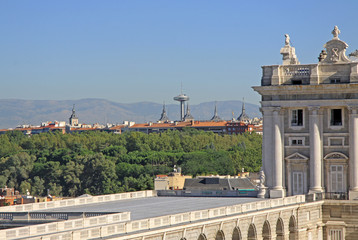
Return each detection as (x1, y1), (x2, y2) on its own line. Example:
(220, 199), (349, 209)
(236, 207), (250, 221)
(253, 26), (358, 199)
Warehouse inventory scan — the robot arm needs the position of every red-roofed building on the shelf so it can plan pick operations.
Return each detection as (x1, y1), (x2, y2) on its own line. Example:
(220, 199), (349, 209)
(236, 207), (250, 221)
(130, 120), (228, 134)
(129, 119), (262, 135)
(107, 125), (126, 134)
(226, 121), (254, 135)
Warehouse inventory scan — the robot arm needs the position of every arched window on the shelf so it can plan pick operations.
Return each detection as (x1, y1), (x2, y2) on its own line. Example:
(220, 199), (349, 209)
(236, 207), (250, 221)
(198, 233), (207, 240)
(276, 218), (284, 240)
(232, 227), (242, 240)
(289, 215), (297, 240)
(262, 220), (271, 240)
(248, 224), (257, 240)
(216, 230), (225, 240)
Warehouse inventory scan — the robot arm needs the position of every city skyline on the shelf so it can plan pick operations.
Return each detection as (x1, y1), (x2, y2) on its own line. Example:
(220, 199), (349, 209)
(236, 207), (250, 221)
(0, 98), (261, 129)
(1, 1), (358, 105)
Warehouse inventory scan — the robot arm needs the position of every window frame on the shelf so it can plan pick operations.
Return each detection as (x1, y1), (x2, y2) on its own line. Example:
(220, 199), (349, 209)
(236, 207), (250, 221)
(292, 79), (302, 85)
(328, 137), (345, 147)
(330, 78), (341, 84)
(292, 171), (304, 195)
(330, 165), (344, 193)
(289, 108), (305, 130)
(328, 229), (343, 240)
(328, 108), (344, 130)
(289, 137), (305, 146)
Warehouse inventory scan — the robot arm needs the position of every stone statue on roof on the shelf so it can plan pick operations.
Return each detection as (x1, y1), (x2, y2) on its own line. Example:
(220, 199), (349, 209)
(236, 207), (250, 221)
(332, 25), (340, 39)
(349, 49), (358, 57)
(280, 34), (299, 65)
(259, 167), (266, 187)
(285, 34), (290, 46)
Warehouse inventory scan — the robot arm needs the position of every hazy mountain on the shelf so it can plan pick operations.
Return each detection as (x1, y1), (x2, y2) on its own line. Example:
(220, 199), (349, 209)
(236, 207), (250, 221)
(0, 99), (261, 129)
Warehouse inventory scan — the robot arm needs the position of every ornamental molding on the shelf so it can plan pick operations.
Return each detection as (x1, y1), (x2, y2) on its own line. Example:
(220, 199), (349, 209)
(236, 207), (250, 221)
(324, 152), (348, 160)
(285, 152), (309, 161)
(308, 106), (323, 115)
(347, 105), (358, 114)
(260, 100), (358, 108)
(253, 83), (358, 95)
(321, 26), (350, 64)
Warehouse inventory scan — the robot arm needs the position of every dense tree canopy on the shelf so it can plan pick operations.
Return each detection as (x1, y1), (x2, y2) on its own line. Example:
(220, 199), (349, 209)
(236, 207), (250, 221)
(0, 129), (262, 196)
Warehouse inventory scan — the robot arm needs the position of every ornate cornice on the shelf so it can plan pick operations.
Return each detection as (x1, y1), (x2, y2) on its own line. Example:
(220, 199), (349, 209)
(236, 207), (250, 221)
(253, 82), (358, 96)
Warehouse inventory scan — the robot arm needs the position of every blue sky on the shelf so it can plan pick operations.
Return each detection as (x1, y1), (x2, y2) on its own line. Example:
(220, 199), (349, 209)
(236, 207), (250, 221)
(1, 1), (358, 105)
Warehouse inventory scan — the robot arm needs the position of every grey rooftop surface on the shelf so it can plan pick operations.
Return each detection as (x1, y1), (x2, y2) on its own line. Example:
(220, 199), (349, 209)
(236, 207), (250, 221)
(37, 196), (262, 220)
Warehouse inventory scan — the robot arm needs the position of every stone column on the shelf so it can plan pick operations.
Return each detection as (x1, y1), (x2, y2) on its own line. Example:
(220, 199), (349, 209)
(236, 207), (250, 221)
(349, 106), (358, 199)
(261, 107), (274, 189)
(270, 107), (285, 198)
(309, 107), (323, 193)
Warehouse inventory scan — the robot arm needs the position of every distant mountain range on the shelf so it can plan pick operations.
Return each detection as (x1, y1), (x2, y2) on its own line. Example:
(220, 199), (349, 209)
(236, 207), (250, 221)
(0, 99), (261, 129)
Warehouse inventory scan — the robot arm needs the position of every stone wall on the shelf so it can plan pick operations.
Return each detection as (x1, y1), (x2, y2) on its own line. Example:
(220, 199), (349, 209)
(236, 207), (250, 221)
(118, 200), (322, 240)
(322, 200), (358, 240)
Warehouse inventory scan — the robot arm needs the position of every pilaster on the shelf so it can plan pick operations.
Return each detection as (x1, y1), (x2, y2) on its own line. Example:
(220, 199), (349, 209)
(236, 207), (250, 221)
(350, 63), (358, 83)
(271, 66), (281, 85)
(310, 64), (320, 85)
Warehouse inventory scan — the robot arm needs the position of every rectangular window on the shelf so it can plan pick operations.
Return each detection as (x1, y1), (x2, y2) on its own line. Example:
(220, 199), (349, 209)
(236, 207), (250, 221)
(330, 78), (341, 84)
(329, 229), (343, 240)
(291, 109), (303, 126)
(291, 139), (303, 145)
(292, 79), (302, 85)
(328, 137), (344, 146)
(331, 165), (344, 192)
(289, 137), (305, 146)
(331, 109), (342, 126)
(293, 172), (304, 195)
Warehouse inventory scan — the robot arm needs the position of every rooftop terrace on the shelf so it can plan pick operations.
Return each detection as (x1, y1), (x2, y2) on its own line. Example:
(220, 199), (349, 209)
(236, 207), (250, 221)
(36, 196), (262, 221)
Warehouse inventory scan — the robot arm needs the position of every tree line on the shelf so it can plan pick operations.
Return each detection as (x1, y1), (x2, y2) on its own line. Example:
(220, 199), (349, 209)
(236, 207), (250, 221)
(0, 129), (262, 197)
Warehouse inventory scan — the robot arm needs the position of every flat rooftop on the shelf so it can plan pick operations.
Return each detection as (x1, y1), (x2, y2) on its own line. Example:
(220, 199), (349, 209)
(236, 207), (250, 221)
(36, 196), (263, 220)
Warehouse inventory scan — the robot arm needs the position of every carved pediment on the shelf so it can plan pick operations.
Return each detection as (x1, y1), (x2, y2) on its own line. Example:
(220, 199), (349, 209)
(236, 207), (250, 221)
(285, 152), (308, 161)
(322, 40), (350, 63)
(324, 152), (348, 160)
(321, 26), (350, 64)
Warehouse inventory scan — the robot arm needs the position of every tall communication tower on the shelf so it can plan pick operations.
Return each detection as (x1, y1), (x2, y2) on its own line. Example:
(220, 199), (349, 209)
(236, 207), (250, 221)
(173, 85), (189, 121)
